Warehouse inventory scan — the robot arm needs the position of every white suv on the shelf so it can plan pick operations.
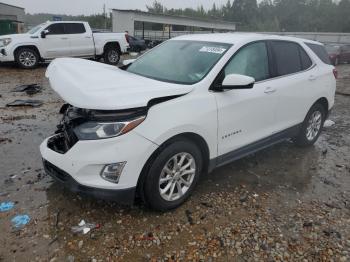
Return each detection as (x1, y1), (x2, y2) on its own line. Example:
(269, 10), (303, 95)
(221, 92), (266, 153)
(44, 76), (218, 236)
(40, 33), (336, 210)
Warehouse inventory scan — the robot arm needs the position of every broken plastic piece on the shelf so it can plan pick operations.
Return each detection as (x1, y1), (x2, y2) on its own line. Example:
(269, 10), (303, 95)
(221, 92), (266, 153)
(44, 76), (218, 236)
(12, 84), (42, 95)
(0, 201), (15, 212)
(324, 120), (335, 128)
(6, 99), (43, 107)
(11, 214), (30, 228)
(71, 220), (100, 234)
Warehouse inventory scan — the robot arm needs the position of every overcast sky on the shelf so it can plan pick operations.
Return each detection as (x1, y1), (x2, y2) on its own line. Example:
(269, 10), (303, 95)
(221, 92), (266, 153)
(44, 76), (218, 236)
(2, 0), (232, 15)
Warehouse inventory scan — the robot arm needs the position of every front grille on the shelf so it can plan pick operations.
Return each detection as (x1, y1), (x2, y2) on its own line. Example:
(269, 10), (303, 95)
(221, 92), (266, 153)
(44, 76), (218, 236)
(43, 160), (70, 182)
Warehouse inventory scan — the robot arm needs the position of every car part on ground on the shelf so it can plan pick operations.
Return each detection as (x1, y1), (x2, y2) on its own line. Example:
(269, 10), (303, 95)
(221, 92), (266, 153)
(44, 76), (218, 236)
(6, 99), (43, 107)
(12, 83), (42, 95)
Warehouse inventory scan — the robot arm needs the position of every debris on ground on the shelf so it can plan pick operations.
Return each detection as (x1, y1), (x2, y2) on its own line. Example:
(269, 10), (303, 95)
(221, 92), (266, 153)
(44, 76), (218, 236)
(12, 84), (42, 95)
(0, 137), (12, 144)
(0, 201), (15, 212)
(11, 214), (30, 228)
(71, 220), (101, 234)
(6, 99), (43, 107)
(324, 119), (335, 127)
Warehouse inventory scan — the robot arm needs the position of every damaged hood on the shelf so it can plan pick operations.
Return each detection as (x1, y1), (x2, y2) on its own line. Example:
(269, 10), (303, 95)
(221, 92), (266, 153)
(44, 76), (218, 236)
(46, 58), (194, 110)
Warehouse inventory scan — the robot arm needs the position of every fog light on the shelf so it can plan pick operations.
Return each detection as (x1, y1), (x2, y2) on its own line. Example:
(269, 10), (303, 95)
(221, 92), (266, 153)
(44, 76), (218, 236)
(100, 162), (126, 184)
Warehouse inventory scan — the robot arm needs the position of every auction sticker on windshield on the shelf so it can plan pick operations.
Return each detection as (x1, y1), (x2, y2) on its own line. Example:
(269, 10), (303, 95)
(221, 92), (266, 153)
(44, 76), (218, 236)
(199, 46), (227, 54)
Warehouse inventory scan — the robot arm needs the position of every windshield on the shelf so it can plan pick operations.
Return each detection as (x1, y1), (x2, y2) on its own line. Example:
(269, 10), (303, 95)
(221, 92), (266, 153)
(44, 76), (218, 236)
(127, 40), (231, 84)
(28, 24), (45, 34)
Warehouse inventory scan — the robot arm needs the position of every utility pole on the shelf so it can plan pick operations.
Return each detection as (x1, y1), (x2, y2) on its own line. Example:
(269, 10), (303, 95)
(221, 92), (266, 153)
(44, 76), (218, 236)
(103, 4), (107, 30)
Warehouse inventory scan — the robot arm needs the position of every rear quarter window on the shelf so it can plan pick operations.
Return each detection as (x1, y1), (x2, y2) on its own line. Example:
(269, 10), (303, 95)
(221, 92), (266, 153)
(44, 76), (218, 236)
(306, 43), (331, 65)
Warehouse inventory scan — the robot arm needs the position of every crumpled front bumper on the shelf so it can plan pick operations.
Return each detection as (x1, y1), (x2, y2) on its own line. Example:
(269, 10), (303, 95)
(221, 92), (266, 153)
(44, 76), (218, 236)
(43, 159), (136, 204)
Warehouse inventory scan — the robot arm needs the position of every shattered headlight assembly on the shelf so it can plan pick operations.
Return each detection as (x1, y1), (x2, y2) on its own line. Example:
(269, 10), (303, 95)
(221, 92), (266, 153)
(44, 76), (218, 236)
(73, 116), (146, 140)
(0, 38), (12, 47)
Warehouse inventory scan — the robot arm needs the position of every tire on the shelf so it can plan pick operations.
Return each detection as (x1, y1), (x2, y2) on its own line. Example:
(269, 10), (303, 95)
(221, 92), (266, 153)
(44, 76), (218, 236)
(294, 103), (326, 147)
(104, 47), (120, 65)
(142, 139), (203, 211)
(15, 48), (39, 69)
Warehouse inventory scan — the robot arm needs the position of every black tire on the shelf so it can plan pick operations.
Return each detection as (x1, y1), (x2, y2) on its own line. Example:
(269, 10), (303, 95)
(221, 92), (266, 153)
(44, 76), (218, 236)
(15, 48), (39, 69)
(294, 103), (326, 147)
(104, 47), (120, 65)
(142, 139), (203, 211)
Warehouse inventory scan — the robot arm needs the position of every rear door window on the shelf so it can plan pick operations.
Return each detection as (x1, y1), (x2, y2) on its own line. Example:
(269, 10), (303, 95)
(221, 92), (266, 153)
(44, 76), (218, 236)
(306, 43), (331, 65)
(64, 23), (86, 34)
(299, 47), (313, 70)
(271, 41), (303, 76)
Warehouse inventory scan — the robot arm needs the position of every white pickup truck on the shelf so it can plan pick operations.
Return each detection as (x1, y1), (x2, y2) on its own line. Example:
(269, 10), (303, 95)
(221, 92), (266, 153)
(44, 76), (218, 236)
(0, 21), (129, 68)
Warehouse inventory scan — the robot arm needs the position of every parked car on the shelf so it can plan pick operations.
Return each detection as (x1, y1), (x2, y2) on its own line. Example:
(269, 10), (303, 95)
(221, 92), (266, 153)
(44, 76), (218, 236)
(127, 35), (147, 52)
(325, 44), (350, 65)
(0, 21), (129, 68)
(41, 34), (336, 211)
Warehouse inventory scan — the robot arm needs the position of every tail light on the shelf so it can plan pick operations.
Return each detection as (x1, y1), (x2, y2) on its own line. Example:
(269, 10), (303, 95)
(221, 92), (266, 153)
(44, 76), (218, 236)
(125, 34), (129, 44)
(333, 68), (338, 79)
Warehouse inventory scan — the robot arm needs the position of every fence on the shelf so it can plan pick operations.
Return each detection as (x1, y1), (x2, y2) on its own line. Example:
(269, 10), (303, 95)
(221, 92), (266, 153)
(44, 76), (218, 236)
(134, 30), (350, 44)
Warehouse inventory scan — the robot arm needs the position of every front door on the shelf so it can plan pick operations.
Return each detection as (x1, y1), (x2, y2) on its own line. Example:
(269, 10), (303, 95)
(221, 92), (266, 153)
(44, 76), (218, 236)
(39, 23), (71, 58)
(215, 41), (278, 157)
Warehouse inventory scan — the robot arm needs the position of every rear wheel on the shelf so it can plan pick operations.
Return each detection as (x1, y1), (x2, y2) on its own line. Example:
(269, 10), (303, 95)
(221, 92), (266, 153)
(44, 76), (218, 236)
(15, 48), (39, 69)
(142, 139), (203, 211)
(294, 103), (326, 147)
(104, 47), (120, 65)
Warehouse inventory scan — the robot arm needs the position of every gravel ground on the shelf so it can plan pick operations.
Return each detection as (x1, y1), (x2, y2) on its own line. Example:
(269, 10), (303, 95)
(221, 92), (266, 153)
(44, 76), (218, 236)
(0, 59), (350, 261)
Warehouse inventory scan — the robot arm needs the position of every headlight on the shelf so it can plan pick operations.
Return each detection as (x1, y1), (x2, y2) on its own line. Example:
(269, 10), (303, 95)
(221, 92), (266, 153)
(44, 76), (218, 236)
(73, 116), (145, 140)
(0, 38), (12, 47)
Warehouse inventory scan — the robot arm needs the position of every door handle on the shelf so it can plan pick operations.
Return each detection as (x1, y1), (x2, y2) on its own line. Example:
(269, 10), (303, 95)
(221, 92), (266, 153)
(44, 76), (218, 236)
(264, 87), (276, 94)
(61, 37), (68, 40)
(309, 75), (317, 81)
(85, 36), (92, 39)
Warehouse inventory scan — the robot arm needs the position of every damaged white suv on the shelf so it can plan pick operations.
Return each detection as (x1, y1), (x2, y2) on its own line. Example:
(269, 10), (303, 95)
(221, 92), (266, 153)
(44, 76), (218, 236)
(40, 33), (336, 210)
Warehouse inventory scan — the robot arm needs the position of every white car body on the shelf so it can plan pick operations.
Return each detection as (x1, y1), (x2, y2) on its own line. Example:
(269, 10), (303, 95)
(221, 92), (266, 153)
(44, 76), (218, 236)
(40, 33), (336, 206)
(0, 21), (129, 63)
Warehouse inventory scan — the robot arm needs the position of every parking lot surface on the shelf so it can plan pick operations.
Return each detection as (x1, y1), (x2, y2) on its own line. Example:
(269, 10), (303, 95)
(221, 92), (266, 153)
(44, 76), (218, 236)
(0, 60), (350, 261)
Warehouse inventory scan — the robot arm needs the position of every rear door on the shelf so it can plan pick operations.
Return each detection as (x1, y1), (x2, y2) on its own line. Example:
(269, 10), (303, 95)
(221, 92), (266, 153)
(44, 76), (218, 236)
(268, 40), (317, 132)
(64, 23), (95, 57)
(39, 23), (70, 58)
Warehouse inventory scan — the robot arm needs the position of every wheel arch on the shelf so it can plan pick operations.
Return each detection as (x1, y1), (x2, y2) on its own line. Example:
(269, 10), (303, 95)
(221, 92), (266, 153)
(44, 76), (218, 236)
(314, 97), (329, 117)
(14, 45), (42, 60)
(103, 42), (121, 54)
(136, 132), (210, 202)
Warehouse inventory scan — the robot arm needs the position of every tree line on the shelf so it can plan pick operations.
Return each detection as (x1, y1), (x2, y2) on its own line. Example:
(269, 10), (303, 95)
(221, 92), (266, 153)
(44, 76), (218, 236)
(146, 0), (350, 32)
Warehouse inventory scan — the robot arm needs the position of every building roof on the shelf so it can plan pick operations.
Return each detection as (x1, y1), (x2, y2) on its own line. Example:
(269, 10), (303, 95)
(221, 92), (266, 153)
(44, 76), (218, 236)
(0, 2), (25, 10)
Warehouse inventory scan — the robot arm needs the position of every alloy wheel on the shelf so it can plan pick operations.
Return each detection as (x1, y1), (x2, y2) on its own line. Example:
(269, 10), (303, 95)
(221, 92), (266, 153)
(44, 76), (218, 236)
(306, 111), (322, 141)
(159, 152), (196, 201)
(19, 51), (37, 67)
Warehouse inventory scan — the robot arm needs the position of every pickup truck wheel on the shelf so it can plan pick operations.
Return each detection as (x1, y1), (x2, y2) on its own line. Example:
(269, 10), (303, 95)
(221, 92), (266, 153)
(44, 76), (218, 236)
(143, 139), (203, 211)
(104, 47), (120, 65)
(15, 48), (39, 69)
(294, 103), (326, 147)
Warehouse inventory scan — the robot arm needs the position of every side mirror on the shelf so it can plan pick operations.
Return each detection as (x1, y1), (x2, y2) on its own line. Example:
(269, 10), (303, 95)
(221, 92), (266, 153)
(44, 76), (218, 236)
(122, 59), (136, 66)
(221, 74), (255, 90)
(41, 30), (49, 38)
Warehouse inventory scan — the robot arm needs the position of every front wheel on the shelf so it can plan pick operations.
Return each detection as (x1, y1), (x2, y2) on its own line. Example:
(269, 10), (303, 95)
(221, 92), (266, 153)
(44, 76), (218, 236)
(15, 48), (39, 69)
(294, 103), (326, 147)
(104, 47), (120, 65)
(142, 139), (203, 211)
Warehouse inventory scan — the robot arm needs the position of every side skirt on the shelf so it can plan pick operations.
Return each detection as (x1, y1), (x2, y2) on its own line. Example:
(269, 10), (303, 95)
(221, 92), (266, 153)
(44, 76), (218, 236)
(208, 124), (302, 172)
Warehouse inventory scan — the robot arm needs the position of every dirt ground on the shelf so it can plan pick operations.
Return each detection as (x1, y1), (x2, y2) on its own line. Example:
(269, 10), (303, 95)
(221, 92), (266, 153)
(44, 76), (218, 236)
(0, 59), (350, 262)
